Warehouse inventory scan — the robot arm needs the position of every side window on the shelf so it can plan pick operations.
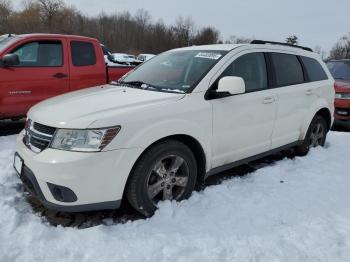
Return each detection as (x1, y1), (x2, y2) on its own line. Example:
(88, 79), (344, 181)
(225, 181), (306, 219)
(11, 41), (63, 67)
(271, 53), (304, 87)
(71, 41), (96, 66)
(221, 52), (267, 92)
(300, 56), (328, 82)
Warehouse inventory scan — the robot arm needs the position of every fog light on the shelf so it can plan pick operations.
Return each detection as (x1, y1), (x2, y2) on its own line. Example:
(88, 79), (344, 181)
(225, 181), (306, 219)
(47, 183), (77, 203)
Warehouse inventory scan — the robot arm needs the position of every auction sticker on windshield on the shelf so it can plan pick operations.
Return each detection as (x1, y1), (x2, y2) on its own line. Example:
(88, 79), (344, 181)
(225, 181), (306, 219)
(195, 52), (222, 60)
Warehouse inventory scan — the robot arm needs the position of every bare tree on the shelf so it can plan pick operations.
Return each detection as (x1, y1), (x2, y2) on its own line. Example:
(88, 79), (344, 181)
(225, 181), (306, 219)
(225, 35), (252, 44)
(37, 0), (64, 31)
(314, 45), (327, 61)
(329, 33), (350, 60)
(0, 0), (12, 34)
(172, 16), (195, 47)
(10, 1), (43, 33)
(1, 1), (227, 54)
(286, 35), (298, 45)
(193, 27), (220, 45)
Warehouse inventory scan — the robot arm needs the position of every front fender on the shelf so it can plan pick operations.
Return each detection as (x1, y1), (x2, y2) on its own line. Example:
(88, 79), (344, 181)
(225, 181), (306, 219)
(122, 118), (212, 171)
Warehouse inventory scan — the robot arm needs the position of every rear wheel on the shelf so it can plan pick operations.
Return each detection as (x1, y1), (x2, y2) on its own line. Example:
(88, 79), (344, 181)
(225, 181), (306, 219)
(295, 115), (328, 156)
(126, 140), (197, 217)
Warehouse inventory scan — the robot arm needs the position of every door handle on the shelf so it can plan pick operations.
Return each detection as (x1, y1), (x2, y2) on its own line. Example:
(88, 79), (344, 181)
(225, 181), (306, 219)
(53, 73), (68, 79)
(305, 89), (313, 95)
(263, 96), (275, 104)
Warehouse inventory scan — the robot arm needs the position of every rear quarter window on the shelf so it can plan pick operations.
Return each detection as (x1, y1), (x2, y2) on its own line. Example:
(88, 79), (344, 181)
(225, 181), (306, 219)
(300, 56), (328, 82)
(70, 41), (96, 66)
(271, 53), (304, 87)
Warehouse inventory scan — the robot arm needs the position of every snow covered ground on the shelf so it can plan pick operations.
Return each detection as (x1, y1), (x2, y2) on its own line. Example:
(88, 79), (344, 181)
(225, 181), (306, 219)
(1, 132), (350, 262)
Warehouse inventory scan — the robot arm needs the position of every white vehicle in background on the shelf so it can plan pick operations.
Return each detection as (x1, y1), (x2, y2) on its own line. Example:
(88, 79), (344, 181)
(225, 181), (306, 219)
(15, 40), (334, 216)
(100, 44), (118, 65)
(136, 54), (155, 63)
(112, 53), (137, 65)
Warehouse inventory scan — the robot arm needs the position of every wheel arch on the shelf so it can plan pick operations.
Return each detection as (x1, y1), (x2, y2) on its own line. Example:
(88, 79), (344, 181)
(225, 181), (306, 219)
(300, 104), (333, 140)
(315, 108), (332, 131)
(123, 134), (207, 199)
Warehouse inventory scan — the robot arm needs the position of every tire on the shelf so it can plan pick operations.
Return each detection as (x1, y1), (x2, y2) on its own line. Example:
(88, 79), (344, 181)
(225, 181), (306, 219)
(295, 115), (328, 156)
(126, 140), (197, 217)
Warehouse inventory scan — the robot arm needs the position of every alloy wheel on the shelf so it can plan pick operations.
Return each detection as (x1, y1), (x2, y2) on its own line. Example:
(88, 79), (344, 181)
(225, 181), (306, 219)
(147, 155), (189, 204)
(309, 122), (325, 147)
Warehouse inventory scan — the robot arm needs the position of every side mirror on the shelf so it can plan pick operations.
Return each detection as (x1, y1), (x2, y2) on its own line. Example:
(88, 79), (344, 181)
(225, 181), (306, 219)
(217, 76), (245, 95)
(1, 54), (20, 67)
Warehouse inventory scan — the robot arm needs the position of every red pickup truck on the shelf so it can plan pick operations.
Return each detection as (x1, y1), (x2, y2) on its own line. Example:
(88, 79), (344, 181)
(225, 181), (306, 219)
(0, 34), (133, 120)
(327, 59), (350, 127)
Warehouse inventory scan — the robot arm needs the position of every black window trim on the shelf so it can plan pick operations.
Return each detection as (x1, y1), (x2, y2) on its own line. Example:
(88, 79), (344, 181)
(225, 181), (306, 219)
(70, 40), (97, 67)
(268, 52), (306, 88)
(9, 40), (64, 68)
(264, 52), (275, 89)
(297, 55), (311, 82)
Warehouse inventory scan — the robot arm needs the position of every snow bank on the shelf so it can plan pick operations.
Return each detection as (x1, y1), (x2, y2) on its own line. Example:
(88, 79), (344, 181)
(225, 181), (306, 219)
(1, 132), (350, 262)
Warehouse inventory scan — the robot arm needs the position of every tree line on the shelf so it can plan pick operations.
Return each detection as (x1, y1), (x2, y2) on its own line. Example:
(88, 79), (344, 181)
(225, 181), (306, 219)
(0, 0), (349, 59)
(0, 0), (222, 54)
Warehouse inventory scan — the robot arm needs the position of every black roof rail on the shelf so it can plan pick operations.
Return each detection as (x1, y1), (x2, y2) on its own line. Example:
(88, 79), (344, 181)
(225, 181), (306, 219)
(251, 40), (313, 52)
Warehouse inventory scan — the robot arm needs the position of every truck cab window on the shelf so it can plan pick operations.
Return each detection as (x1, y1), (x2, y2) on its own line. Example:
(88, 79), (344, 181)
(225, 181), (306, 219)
(71, 41), (96, 66)
(11, 41), (63, 67)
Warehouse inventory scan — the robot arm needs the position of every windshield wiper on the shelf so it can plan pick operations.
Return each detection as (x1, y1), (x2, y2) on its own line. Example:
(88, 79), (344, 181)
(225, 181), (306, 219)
(116, 80), (152, 89)
(112, 81), (185, 94)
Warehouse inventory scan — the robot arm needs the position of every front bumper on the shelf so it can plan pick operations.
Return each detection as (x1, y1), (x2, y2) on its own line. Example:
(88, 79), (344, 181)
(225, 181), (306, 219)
(15, 131), (143, 212)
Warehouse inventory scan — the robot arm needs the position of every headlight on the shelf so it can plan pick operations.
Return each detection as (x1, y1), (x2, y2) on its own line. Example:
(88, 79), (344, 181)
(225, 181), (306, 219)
(335, 93), (350, 99)
(50, 126), (121, 152)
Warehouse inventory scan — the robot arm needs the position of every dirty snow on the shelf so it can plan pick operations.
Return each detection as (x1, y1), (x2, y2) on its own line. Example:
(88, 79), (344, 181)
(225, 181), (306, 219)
(1, 132), (350, 262)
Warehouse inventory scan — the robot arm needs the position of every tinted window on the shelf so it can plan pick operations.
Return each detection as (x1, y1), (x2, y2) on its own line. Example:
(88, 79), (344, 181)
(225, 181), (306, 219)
(271, 53), (304, 87)
(327, 61), (350, 80)
(71, 41), (96, 66)
(301, 56), (328, 81)
(221, 52), (267, 92)
(11, 41), (63, 67)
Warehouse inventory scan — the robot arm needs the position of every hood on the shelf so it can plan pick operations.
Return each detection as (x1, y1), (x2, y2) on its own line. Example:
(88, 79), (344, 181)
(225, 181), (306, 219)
(28, 85), (185, 128)
(334, 79), (350, 93)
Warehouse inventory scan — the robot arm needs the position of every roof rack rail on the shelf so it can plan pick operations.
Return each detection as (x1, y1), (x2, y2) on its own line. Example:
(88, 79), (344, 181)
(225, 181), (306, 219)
(251, 40), (313, 52)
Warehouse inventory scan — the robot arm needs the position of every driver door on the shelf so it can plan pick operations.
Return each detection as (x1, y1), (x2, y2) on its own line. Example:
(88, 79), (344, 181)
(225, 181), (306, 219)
(210, 52), (277, 168)
(0, 39), (69, 119)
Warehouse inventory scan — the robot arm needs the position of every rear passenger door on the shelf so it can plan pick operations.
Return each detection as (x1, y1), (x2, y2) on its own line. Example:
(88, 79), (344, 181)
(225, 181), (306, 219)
(210, 52), (277, 168)
(68, 40), (107, 91)
(269, 52), (315, 148)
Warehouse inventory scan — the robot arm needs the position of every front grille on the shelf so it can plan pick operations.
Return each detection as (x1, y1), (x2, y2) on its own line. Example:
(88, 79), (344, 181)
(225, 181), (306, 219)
(23, 120), (56, 153)
(33, 122), (56, 135)
(29, 136), (51, 150)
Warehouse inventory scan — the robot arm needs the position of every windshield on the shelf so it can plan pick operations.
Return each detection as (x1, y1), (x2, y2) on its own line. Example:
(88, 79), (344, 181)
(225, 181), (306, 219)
(119, 50), (228, 92)
(327, 60), (350, 80)
(0, 35), (18, 52)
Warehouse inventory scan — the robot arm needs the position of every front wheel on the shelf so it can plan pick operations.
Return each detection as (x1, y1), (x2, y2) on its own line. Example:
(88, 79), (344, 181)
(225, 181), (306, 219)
(126, 140), (197, 217)
(295, 115), (328, 156)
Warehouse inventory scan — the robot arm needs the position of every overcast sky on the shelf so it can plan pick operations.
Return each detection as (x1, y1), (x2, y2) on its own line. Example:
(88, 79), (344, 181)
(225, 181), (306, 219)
(13, 0), (350, 52)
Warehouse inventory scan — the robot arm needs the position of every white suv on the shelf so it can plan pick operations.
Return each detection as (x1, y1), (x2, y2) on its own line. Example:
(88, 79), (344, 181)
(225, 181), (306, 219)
(14, 41), (334, 216)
